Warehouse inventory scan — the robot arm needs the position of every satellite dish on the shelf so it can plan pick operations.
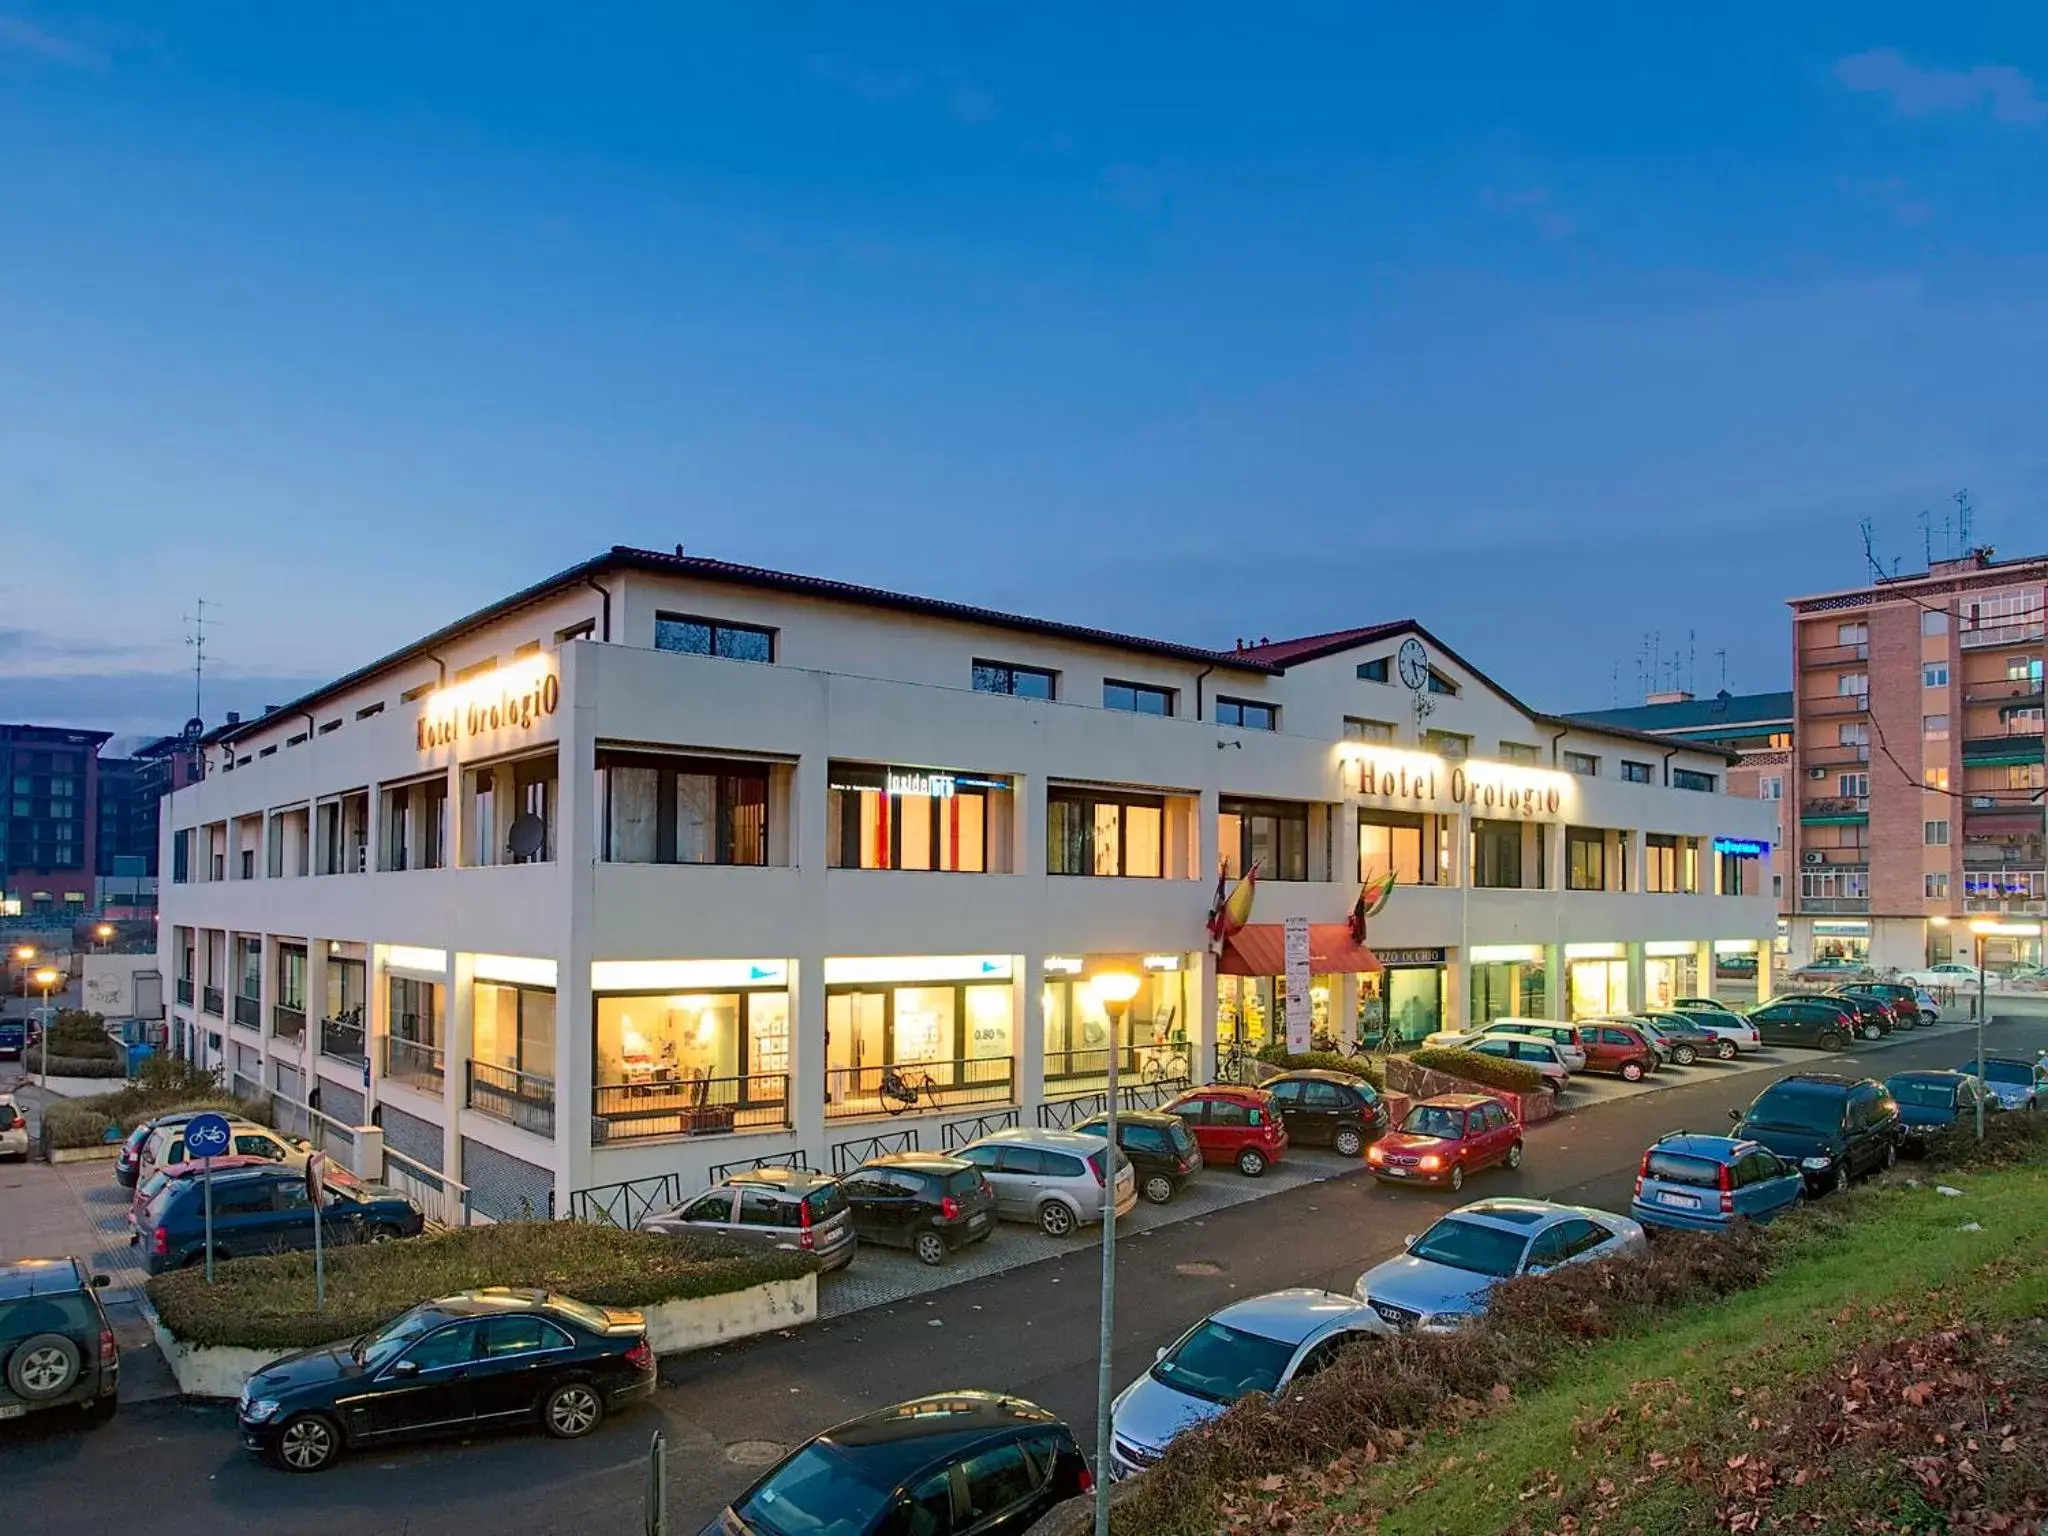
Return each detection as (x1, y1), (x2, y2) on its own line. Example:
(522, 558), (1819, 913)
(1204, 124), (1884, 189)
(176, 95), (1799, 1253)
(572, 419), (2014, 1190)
(507, 813), (547, 860)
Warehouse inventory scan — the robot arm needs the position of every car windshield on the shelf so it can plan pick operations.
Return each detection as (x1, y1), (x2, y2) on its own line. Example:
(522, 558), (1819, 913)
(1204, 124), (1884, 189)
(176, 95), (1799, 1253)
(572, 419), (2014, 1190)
(1887, 1079), (1958, 1109)
(733, 1442), (892, 1536)
(357, 1306), (449, 1370)
(1400, 1106), (1464, 1139)
(803, 1183), (848, 1222)
(1407, 1217), (1528, 1279)
(1960, 1060), (2031, 1086)
(1151, 1319), (1296, 1405)
(1742, 1089), (1844, 1135)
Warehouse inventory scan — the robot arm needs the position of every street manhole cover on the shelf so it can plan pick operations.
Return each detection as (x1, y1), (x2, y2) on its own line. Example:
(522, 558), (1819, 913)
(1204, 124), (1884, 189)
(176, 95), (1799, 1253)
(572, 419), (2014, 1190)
(726, 1440), (788, 1466)
(1175, 1261), (1225, 1277)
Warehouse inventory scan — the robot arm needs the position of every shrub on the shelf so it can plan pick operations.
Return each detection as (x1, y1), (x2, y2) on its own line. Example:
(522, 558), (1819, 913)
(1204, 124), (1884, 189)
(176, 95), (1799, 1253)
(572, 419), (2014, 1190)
(146, 1220), (819, 1351)
(1922, 1107), (2048, 1172)
(39, 1059), (270, 1149)
(1252, 1045), (1386, 1089)
(34, 1054), (128, 1079)
(1409, 1044), (1545, 1096)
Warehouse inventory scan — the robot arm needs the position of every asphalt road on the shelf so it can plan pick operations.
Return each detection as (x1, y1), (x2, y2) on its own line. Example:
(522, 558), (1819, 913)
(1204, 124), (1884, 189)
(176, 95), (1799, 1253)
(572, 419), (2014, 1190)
(8, 1018), (2043, 1536)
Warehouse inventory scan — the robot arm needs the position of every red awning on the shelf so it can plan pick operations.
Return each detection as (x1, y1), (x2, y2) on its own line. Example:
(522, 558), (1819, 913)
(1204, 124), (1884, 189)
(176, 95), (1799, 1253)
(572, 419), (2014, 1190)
(1219, 923), (1382, 976)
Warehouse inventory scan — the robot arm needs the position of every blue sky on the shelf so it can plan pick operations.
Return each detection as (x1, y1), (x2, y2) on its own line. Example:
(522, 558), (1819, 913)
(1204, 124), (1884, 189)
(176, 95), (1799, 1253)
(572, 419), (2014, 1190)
(2, 4), (2044, 738)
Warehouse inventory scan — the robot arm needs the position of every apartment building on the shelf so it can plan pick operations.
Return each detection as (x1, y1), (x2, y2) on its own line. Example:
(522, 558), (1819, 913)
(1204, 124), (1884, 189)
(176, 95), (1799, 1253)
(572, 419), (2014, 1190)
(159, 546), (1775, 1220)
(1789, 548), (2047, 971)
(1, 723), (112, 917)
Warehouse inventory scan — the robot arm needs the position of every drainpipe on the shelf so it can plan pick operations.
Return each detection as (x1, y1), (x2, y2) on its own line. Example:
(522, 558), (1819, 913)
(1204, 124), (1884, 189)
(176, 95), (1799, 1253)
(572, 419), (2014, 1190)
(583, 576), (613, 642)
(1194, 664), (1214, 722)
(424, 652), (448, 688)
(1546, 723), (1568, 766)
(1661, 746), (1678, 787)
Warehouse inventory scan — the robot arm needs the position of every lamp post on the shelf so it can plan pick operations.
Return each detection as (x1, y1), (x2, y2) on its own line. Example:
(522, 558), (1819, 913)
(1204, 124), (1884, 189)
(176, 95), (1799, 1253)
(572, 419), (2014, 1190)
(1089, 970), (1141, 1536)
(93, 923), (114, 954)
(1968, 919), (2044, 1141)
(33, 966), (59, 1094)
(13, 944), (33, 1008)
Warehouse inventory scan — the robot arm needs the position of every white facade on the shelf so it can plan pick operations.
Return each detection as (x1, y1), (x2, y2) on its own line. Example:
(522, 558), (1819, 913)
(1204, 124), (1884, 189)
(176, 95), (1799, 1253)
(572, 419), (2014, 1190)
(159, 551), (1777, 1218)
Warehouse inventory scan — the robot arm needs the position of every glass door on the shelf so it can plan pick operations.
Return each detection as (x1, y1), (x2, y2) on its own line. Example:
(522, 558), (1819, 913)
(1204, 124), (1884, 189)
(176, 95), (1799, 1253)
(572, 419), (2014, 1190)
(826, 990), (886, 1091)
(1385, 968), (1442, 1044)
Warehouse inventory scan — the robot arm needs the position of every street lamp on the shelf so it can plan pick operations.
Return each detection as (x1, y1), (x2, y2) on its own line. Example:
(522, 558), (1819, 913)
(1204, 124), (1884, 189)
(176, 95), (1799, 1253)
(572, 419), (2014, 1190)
(33, 966), (59, 1093)
(13, 945), (33, 1007)
(93, 923), (114, 953)
(1967, 919), (2044, 1141)
(1089, 969), (1142, 1535)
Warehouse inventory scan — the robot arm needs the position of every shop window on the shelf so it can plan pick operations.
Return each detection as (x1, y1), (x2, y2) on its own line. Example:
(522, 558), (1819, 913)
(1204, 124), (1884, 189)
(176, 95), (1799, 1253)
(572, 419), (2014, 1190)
(824, 980), (1014, 1107)
(473, 981), (557, 1078)
(1220, 798), (1309, 881)
(1498, 741), (1540, 765)
(827, 764), (1012, 873)
(597, 750), (772, 866)
(1215, 697), (1278, 731)
(1357, 967), (1442, 1046)
(594, 988), (790, 1089)
(1672, 768), (1717, 793)
(654, 613), (774, 664)
(1048, 789), (1164, 877)
(1565, 826), (1606, 891)
(1471, 959), (1546, 1025)
(1043, 971), (1184, 1077)
(972, 660), (1056, 700)
(1563, 751), (1600, 777)
(1359, 811), (1449, 887)
(1568, 958), (1629, 1019)
(1620, 760), (1652, 784)
(1343, 717), (1396, 743)
(1719, 851), (1751, 895)
(1422, 729), (1470, 760)
(1104, 680), (1173, 716)
(388, 976), (442, 1050)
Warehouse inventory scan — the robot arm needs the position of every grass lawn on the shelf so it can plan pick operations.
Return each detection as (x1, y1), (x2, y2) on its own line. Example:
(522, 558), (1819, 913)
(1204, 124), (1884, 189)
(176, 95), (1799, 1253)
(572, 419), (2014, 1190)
(1282, 1166), (2048, 1534)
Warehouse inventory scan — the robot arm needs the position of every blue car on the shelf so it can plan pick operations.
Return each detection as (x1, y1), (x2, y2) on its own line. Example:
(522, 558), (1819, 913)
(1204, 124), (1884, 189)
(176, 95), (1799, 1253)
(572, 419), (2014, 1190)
(1954, 1056), (2048, 1113)
(138, 1165), (425, 1275)
(1888, 1071), (2001, 1152)
(1630, 1133), (1804, 1232)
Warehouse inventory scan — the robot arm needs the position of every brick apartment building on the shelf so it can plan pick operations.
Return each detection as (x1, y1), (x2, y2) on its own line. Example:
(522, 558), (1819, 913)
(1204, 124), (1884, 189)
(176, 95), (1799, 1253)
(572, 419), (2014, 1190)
(1789, 548), (2046, 972)
(0, 722), (113, 917)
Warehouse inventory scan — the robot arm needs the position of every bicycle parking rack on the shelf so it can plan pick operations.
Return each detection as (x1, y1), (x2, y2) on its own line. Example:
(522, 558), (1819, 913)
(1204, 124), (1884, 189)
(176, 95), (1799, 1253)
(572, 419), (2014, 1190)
(939, 1108), (1020, 1149)
(830, 1127), (920, 1173)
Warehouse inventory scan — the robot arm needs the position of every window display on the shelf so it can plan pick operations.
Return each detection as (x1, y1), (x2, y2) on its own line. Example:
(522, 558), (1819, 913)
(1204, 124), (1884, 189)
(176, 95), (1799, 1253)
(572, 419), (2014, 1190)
(593, 989), (788, 1090)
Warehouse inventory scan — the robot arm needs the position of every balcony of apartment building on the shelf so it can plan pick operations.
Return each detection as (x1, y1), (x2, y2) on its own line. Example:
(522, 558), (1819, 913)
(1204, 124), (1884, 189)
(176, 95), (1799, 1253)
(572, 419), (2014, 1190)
(382, 975), (446, 1094)
(1797, 863), (1869, 915)
(313, 791), (372, 877)
(1800, 793), (1870, 827)
(465, 975), (556, 1137)
(1798, 640), (1869, 670)
(319, 955), (368, 1067)
(232, 937), (263, 1030)
(1962, 867), (2046, 914)
(1801, 692), (1870, 720)
(1960, 728), (2045, 772)
(1802, 742), (1871, 770)
(273, 942), (308, 1042)
(462, 751), (559, 869)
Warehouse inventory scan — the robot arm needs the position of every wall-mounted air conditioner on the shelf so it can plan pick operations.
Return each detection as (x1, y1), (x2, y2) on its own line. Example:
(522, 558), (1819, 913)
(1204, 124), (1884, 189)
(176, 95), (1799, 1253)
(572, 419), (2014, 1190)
(1803, 851), (1825, 865)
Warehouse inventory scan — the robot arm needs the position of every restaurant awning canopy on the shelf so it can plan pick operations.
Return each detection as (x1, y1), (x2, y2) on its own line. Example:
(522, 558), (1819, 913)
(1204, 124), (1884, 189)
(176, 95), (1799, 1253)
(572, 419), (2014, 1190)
(1219, 923), (1382, 977)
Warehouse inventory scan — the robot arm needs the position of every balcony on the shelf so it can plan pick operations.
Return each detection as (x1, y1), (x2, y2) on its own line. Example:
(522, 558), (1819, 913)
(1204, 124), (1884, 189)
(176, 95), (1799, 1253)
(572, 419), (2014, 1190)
(1801, 795), (1869, 825)
(467, 1060), (556, 1137)
(825, 1057), (1014, 1120)
(201, 985), (224, 1017)
(272, 1004), (306, 1041)
(1801, 745), (1871, 768)
(1802, 694), (1869, 719)
(1799, 641), (1868, 669)
(232, 993), (261, 1029)
(1799, 897), (1871, 914)
(1960, 619), (2045, 651)
(1961, 734), (2045, 768)
(175, 977), (194, 1007)
(1798, 848), (1869, 869)
(320, 1010), (366, 1064)
(1962, 869), (2045, 901)
(383, 1035), (446, 1093)
(1962, 683), (2043, 708)
(590, 1073), (790, 1144)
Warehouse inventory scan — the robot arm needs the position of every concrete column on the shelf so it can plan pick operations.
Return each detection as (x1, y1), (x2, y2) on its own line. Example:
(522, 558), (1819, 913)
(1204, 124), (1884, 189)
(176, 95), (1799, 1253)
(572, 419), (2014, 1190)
(1018, 953), (1047, 1111)
(304, 941), (329, 1095)
(1543, 944), (1564, 1021)
(1755, 951), (1772, 1007)
(1696, 939), (1716, 1005)
(556, 680), (598, 1204)
(1335, 972), (1360, 1048)
(792, 954), (827, 1157)
(1019, 771), (1044, 878)
(1189, 949), (1217, 1082)
(258, 935), (277, 1087)
(444, 951), (475, 1184)
(1445, 949), (1471, 1031)
(1624, 941), (1646, 1014)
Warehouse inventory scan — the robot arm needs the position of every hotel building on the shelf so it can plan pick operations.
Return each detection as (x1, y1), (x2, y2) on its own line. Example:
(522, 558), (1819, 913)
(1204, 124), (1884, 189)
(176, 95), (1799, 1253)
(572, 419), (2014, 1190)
(159, 548), (1776, 1219)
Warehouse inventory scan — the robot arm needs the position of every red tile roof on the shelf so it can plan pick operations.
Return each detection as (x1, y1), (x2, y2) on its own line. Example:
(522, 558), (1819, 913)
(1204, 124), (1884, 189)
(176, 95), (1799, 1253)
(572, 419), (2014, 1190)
(1231, 622), (1412, 667)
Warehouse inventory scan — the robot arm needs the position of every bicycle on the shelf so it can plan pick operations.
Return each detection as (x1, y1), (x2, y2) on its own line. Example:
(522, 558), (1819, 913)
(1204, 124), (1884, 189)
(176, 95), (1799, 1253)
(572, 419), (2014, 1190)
(877, 1065), (939, 1116)
(1214, 1040), (1257, 1085)
(1143, 1045), (1191, 1086)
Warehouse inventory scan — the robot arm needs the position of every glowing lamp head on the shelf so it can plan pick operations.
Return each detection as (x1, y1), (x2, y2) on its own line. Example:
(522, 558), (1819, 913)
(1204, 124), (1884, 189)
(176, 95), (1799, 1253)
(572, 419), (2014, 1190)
(34, 967), (58, 987)
(95, 923), (113, 939)
(1090, 972), (1142, 1008)
(13, 945), (33, 962)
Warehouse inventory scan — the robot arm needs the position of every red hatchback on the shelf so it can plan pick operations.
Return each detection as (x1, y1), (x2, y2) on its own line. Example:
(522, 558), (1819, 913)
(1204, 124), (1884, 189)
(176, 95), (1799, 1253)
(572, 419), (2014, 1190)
(1580, 1021), (1660, 1081)
(1366, 1093), (1522, 1191)
(1164, 1086), (1290, 1177)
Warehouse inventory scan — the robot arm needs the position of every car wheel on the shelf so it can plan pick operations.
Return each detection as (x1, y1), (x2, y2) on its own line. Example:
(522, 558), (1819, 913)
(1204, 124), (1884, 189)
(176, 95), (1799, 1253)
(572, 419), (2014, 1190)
(1818, 1032), (1844, 1051)
(1862, 1024), (1882, 1041)
(1621, 1061), (1645, 1083)
(7, 1332), (81, 1399)
(1448, 1163), (1465, 1192)
(1038, 1201), (1077, 1237)
(1881, 1140), (1897, 1171)
(365, 1225), (402, 1244)
(1716, 1038), (1737, 1060)
(543, 1380), (605, 1440)
(1674, 1046), (1697, 1066)
(274, 1413), (342, 1472)
(1142, 1173), (1177, 1205)
(1333, 1126), (1365, 1158)
(1506, 1141), (1524, 1170)
(913, 1230), (948, 1266)
(1831, 1162), (1850, 1196)
(1236, 1148), (1268, 1178)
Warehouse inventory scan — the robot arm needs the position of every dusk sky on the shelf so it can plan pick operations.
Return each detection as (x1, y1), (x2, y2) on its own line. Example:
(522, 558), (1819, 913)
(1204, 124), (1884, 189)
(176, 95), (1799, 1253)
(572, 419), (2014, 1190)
(3, 4), (2044, 740)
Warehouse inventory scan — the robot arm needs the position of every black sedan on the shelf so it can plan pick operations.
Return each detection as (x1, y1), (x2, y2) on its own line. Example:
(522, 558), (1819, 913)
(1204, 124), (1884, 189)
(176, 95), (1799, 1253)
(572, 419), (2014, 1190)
(1072, 1110), (1204, 1204)
(238, 1288), (656, 1471)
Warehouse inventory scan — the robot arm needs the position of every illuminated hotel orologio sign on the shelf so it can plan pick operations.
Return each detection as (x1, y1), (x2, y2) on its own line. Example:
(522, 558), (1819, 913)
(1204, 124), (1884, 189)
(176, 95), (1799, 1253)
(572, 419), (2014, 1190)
(416, 656), (561, 751)
(1346, 746), (1569, 820)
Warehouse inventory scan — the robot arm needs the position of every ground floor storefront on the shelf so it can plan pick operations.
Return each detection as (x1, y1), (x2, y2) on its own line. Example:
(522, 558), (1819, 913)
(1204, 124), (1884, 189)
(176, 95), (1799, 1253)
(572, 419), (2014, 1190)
(1788, 913), (2045, 975)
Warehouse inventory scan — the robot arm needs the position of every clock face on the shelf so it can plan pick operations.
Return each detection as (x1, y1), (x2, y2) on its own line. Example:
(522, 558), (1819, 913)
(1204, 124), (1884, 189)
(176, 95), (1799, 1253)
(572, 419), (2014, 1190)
(1397, 637), (1429, 692)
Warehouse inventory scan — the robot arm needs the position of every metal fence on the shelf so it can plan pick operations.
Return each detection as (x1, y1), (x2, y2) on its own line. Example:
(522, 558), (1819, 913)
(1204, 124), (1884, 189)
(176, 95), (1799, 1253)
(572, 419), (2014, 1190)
(566, 1172), (685, 1229)
(706, 1148), (814, 1183)
(830, 1127), (919, 1173)
(591, 1072), (789, 1145)
(824, 1057), (1013, 1119)
(466, 1059), (557, 1137)
(382, 1146), (473, 1228)
(939, 1108), (1020, 1149)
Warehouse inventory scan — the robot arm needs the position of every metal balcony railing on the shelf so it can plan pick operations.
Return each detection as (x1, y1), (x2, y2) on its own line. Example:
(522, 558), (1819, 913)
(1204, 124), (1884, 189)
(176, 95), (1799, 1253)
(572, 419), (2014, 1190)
(320, 1010), (366, 1064)
(201, 985), (224, 1017)
(1802, 795), (1869, 817)
(271, 1004), (306, 1040)
(824, 1057), (1013, 1120)
(466, 1059), (556, 1137)
(383, 1035), (446, 1092)
(1803, 694), (1870, 718)
(590, 1072), (789, 1144)
(233, 993), (261, 1029)
(1799, 641), (1868, 669)
(175, 977), (194, 1006)
(1042, 1046), (1138, 1082)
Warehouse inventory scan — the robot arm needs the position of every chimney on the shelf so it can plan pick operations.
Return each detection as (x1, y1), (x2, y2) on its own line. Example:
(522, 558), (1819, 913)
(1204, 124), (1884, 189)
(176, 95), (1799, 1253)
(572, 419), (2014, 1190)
(225, 711), (241, 725)
(1644, 689), (1694, 706)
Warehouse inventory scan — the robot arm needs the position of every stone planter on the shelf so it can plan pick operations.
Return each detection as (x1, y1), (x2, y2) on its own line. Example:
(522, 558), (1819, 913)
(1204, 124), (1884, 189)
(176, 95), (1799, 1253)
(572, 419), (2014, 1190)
(1382, 1058), (1558, 1126)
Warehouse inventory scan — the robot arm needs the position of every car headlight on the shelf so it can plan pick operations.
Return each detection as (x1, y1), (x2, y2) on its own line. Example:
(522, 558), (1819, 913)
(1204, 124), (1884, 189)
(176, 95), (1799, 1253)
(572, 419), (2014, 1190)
(1419, 1312), (1469, 1333)
(243, 1397), (281, 1423)
(1799, 1156), (1834, 1171)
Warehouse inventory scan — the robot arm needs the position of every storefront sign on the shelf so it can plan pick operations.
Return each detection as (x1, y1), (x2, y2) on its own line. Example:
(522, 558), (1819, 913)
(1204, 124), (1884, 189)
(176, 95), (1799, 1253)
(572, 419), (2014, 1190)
(1377, 947), (1447, 966)
(1812, 921), (1869, 936)
(1345, 747), (1568, 820)
(417, 658), (560, 751)
(1141, 954), (1182, 972)
(1044, 956), (1084, 976)
(825, 954), (1014, 985)
(887, 770), (955, 799)
(1712, 837), (1770, 858)
(591, 958), (789, 993)
(1283, 918), (1312, 1052)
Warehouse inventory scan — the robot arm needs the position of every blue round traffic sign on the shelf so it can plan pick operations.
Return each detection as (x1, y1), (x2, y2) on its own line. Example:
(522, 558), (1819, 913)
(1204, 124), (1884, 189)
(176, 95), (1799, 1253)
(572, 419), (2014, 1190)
(184, 1112), (233, 1159)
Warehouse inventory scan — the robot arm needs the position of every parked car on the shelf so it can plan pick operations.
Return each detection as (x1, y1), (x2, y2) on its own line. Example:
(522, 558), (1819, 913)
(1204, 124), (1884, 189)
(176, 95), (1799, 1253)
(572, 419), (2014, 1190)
(1816, 991), (1894, 1039)
(0, 1096), (28, 1163)
(1073, 1110), (1204, 1205)
(1630, 1133), (1804, 1233)
(1840, 981), (1928, 1029)
(1900, 963), (1987, 989)
(1162, 1085), (1290, 1177)
(638, 1168), (858, 1271)
(1885, 1071), (2001, 1153)
(1366, 1094), (1522, 1191)
(1675, 996), (1740, 1015)
(139, 1118), (311, 1185)
(1745, 996), (1856, 1051)
(1954, 1055), (2048, 1112)
(1353, 1200), (1647, 1331)
(129, 1153), (277, 1234)
(1262, 1069), (1389, 1156)
(1108, 1290), (1389, 1477)
(1426, 1019), (1586, 1073)
(0, 1256), (118, 1425)
(1632, 1013), (1722, 1066)
(237, 1287), (656, 1472)
(139, 1164), (426, 1274)
(1462, 1033), (1574, 1089)
(1790, 957), (1870, 981)
(0, 1019), (25, 1062)
(1666, 1007), (1762, 1055)
(838, 1155), (999, 1264)
(711, 1392), (1091, 1536)
(1730, 1073), (1901, 1195)
(116, 1110), (207, 1189)
(957, 1128), (1136, 1235)
(1577, 1021), (1660, 1081)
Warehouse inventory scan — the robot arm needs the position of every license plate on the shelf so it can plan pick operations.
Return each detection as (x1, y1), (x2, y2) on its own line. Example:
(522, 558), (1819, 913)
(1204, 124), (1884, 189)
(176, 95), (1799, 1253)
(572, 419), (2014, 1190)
(1655, 1191), (1700, 1209)
(0, 1405), (24, 1420)
(969, 1212), (989, 1227)
(1383, 1167), (1408, 1177)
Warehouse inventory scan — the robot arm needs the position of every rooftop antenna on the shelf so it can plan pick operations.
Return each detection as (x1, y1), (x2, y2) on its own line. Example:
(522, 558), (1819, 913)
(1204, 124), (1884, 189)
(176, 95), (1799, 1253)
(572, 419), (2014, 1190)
(1715, 647), (1727, 692)
(1610, 661), (1620, 707)
(1954, 488), (1973, 549)
(181, 598), (214, 723)
(1687, 629), (1696, 694)
(1918, 509), (1932, 568)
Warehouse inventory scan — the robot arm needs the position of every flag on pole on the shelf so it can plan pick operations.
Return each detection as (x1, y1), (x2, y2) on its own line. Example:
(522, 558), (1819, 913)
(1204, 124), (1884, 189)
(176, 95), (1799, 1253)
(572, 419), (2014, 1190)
(1208, 860), (1260, 948)
(1349, 869), (1397, 942)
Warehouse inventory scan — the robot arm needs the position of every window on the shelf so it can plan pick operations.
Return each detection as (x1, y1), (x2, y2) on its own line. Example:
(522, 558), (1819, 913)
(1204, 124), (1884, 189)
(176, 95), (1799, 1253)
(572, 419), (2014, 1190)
(1344, 717), (1396, 744)
(1922, 663), (1949, 688)
(1923, 714), (1949, 741)
(972, 661), (1055, 700)
(2006, 706), (2045, 736)
(1646, 834), (1681, 893)
(1216, 697), (1277, 731)
(1422, 729), (1470, 760)
(1839, 723), (1868, 746)
(1671, 768), (1717, 793)
(598, 751), (770, 866)
(1718, 850), (1749, 895)
(1219, 798), (1310, 881)
(483, 1317), (570, 1357)
(1048, 788), (1166, 877)
(1470, 820), (1528, 889)
(1836, 623), (1868, 646)
(1357, 657), (1391, 683)
(1360, 811), (1448, 887)
(1962, 589), (2045, 647)
(1563, 751), (1600, 776)
(1837, 673), (1868, 697)
(2009, 762), (2046, 790)
(1925, 872), (1949, 899)
(1924, 820), (1949, 846)
(1498, 742), (1539, 765)
(1923, 608), (1949, 636)
(1103, 679), (1173, 716)
(2008, 656), (2045, 685)
(826, 764), (1009, 873)
(1620, 760), (1652, 784)
(401, 1323), (482, 1372)
(472, 980), (557, 1079)
(172, 829), (191, 884)
(1924, 766), (1950, 792)
(960, 1442), (1040, 1524)
(1565, 827), (1606, 891)
(1760, 776), (1783, 801)
(653, 613), (775, 663)
(1839, 773), (1869, 799)
(1426, 670), (1458, 696)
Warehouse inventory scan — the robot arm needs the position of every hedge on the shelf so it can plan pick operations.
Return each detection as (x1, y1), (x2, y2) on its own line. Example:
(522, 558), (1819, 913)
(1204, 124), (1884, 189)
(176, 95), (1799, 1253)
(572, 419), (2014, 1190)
(33, 1055), (128, 1079)
(1408, 1044), (1546, 1096)
(1252, 1045), (1386, 1089)
(146, 1221), (819, 1351)
(40, 1057), (271, 1149)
